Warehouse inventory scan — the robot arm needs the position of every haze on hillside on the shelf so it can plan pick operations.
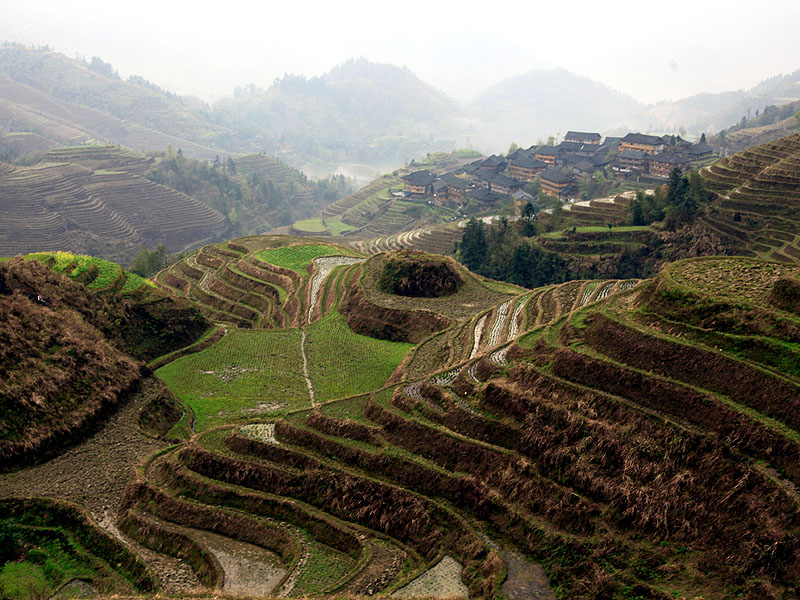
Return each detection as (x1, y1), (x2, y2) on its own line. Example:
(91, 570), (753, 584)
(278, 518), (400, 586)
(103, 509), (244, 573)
(3, 0), (800, 106)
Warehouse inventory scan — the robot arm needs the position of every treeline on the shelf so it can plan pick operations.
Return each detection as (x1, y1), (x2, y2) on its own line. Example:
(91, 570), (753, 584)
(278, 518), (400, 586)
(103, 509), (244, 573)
(456, 215), (572, 288)
(145, 150), (351, 237)
(628, 168), (710, 228)
(455, 168), (712, 288)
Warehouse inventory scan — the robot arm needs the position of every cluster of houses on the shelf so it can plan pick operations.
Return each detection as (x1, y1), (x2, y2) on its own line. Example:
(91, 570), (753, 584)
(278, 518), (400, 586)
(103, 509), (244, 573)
(402, 131), (714, 205)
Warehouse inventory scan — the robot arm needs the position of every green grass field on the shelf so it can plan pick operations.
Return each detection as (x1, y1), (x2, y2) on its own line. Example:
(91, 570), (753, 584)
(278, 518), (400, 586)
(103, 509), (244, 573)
(292, 218), (328, 233)
(325, 220), (356, 236)
(26, 252), (122, 289)
(293, 538), (357, 594)
(255, 244), (352, 276)
(305, 311), (412, 402)
(541, 225), (651, 238)
(155, 328), (309, 431)
(0, 516), (131, 599)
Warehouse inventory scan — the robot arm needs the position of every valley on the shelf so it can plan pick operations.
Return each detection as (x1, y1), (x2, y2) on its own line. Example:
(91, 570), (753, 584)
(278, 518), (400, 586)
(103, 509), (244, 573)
(2, 41), (800, 600)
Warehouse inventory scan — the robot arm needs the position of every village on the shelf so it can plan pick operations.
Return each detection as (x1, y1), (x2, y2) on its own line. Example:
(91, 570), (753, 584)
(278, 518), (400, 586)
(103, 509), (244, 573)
(401, 131), (715, 213)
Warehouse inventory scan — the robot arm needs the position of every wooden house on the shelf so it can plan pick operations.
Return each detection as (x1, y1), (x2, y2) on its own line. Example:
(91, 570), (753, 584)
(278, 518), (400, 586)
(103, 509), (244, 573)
(534, 145), (559, 166)
(509, 155), (548, 181)
(539, 168), (576, 199)
(648, 152), (690, 178)
(402, 170), (437, 197)
(564, 131), (601, 144)
(620, 133), (665, 155)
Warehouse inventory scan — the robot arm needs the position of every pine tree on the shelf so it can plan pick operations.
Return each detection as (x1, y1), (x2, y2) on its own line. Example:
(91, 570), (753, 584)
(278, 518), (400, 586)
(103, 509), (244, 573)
(460, 218), (487, 273)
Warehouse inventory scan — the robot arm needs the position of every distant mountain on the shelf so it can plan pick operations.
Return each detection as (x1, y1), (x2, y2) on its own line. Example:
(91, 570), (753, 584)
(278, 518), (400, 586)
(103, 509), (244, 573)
(211, 58), (490, 167)
(469, 68), (645, 147)
(0, 45), (230, 160)
(630, 68), (800, 136)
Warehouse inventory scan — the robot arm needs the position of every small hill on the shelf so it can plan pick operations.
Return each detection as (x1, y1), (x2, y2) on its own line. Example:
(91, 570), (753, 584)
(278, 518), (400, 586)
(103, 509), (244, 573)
(378, 250), (463, 298)
(470, 68), (644, 146)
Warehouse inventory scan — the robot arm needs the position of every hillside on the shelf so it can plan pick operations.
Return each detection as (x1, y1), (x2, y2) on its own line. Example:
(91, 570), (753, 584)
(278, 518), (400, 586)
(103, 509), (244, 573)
(0, 253), (208, 471)
(0, 146), (227, 262)
(211, 58), (483, 167)
(0, 144), (350, 264)
(0, 45), (230, 160)
(3, 238), (798, 598)
(629, 68), (800, 137)
(709, 99), (800, 155)
(470, 68), (644, 146)
(701, 131), (800, 262)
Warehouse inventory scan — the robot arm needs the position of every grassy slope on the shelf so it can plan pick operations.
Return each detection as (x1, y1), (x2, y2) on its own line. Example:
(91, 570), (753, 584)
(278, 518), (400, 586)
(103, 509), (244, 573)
(305, 311), (413, 402)
(155, 328), (307, 431)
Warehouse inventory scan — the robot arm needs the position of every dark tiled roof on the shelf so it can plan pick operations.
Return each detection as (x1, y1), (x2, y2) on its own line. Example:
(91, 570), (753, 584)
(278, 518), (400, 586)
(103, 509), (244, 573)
(482, 155), (508, 169)
(490, 173), (522, 188)
(535, 145), (559, 156)
(510, 156), (547, 169)
(564, 131), (601, 142)
(441, 173), (471, 189)
(467, 188), (497, 202)
(618, 149), (647, 159)
(622, 133), (664, 146)
(650, 152), (690, 165)
(540, 168), (575, 184)
(557, 141), (585, 153)
(403, 170), (437, 186)
(687, 142), (713, 156)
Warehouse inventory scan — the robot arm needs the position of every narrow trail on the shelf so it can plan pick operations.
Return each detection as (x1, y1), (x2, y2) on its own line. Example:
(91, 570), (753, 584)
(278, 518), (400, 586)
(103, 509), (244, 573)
(300, 329), (315, 407)
(0, 378), (199, 592)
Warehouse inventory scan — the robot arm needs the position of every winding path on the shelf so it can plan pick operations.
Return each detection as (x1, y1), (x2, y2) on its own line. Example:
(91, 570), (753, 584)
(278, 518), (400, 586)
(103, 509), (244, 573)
(300, 329), (315, 407)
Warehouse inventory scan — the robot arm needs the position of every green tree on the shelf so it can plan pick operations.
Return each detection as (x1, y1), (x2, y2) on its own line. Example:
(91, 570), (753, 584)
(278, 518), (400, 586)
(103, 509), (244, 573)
(520, 202), (538, 236)
(630, 195), (644, 226)
(130, 244), (167, 277)
(509, 242), (532, 287)
(507, 142), (520, 155)
(459, 218), (487, 273)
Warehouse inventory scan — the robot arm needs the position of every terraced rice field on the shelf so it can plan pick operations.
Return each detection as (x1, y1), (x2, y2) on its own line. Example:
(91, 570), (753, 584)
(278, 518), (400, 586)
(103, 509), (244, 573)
(155, 328), (308, 430)
(305, 311), (413, 402)
(700, 132), (800, 263)
(12, 231), (797, 598)
(0, 158), (225, 262)
(257, 243), (356, 276)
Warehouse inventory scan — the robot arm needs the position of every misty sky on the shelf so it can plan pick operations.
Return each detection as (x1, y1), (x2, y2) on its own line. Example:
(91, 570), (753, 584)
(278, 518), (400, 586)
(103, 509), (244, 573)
(2, 0), (799, 106)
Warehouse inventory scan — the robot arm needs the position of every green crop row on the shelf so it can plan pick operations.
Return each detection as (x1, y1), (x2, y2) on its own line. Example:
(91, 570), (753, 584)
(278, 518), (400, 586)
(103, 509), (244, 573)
(305, 311), (413, 402)
(155, 328), (309, 431)
(256, 243), (354, 276)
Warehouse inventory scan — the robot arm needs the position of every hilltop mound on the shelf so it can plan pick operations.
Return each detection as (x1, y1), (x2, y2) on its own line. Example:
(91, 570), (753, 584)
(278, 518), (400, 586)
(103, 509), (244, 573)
(378, 250), (463, 298)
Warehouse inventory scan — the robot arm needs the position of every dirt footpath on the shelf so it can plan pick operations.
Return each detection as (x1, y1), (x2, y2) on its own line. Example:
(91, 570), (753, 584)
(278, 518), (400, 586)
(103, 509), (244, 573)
(0, 378), (202, 592)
